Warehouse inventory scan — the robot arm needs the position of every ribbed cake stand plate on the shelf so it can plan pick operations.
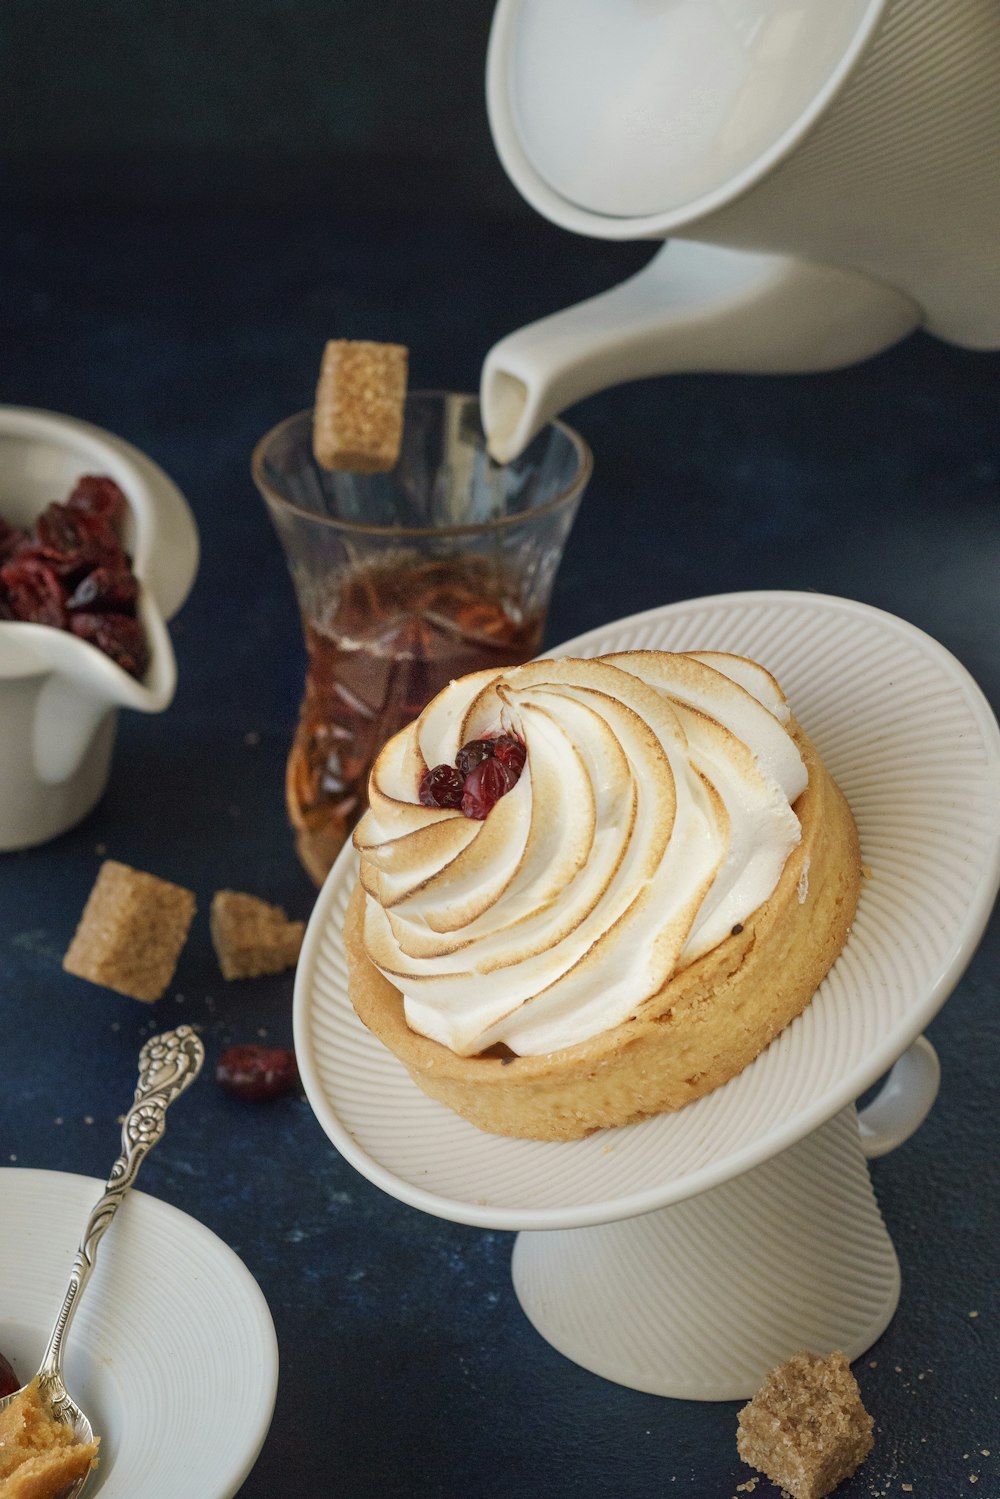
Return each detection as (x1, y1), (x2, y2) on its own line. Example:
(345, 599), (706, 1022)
(295, 591), (1000, 1399)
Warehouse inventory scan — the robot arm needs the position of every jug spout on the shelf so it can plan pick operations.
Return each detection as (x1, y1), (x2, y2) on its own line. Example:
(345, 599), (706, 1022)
(481, 241), (920, 463)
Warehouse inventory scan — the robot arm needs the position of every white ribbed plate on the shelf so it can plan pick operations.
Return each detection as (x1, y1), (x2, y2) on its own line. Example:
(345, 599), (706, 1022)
(0, 1170), (278, 1498)
(295, 591), (1000, 1230)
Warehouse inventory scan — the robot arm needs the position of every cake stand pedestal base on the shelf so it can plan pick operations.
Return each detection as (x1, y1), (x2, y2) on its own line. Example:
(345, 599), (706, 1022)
(511, 1106), (900, 1401)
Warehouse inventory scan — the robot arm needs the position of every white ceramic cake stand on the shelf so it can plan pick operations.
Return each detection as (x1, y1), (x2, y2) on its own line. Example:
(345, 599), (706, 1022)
(295, 591), (1000, 1401)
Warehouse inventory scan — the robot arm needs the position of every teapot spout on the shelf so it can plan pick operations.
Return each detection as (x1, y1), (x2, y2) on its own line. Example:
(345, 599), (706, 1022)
(481, 241), (921, 463)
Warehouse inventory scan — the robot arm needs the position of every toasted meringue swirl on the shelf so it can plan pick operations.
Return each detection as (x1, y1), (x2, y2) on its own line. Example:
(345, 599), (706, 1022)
(353, 651), (807, 1057)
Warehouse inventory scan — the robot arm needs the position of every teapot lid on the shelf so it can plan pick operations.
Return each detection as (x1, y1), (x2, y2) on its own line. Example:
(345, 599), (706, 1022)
(500, 0), (881, 223)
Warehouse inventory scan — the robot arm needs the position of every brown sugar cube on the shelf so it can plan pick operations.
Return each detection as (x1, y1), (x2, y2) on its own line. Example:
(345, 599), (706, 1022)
(63, 859), (196, 1004)
(210, 890), (305, 980)
(736, 1350), (874, 1499)
(312, 338), (408, 473)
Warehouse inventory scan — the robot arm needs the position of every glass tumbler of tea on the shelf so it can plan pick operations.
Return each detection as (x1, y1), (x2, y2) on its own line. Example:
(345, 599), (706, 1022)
(252, 391), (592, 885)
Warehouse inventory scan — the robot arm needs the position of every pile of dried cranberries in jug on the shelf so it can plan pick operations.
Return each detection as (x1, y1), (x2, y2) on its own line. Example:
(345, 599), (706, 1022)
(0, 475), (149, 678)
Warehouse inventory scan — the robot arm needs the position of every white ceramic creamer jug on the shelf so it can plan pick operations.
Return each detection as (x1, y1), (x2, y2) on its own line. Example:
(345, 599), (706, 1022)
(0, 409), (199, 850)
(481, 0), (1000, 460)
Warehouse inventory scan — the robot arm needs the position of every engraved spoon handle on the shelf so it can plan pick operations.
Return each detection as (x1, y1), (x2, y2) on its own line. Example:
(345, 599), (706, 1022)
(38, 1025), (205, 1381)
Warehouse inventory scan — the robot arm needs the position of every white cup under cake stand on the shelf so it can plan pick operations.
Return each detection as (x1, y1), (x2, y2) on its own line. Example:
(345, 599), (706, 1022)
(294, 591), (1000, 1401)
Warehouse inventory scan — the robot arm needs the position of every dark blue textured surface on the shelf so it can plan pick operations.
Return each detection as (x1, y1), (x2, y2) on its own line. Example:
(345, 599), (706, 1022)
(0, 206), (998, 1497)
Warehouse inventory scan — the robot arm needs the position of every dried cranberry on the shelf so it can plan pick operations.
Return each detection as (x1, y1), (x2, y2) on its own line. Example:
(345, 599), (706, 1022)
(66, 565), (138, 615)
(492, 734), (527, 777)
(66, 475), (128, 536)
(32, 502), (94, 571)
(0, 556), (67, 626)
(418, 763), (465, 809)
(216, 1045), (299, 1102)
(455, 738), (497, 777)
(70, 611), (149, 677)
(461, 756), (517, 820)
(0, 1351), (18, 1400)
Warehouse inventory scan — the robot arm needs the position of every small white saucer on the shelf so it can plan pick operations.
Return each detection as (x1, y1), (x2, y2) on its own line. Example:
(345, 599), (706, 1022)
(0, 1169), (278, 1499)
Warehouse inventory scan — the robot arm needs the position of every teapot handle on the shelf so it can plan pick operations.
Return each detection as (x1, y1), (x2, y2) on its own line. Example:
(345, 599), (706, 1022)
(481, 240), (920, 462)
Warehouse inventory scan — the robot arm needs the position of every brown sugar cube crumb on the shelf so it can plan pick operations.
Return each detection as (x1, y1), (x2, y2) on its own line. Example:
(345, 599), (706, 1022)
(63, 859), (196, 1004)
(736, 1350), (874, 1499)
(0, 1376), (100, 1496)
(210, 890), (305, 980)
(312, 338), (408, 473)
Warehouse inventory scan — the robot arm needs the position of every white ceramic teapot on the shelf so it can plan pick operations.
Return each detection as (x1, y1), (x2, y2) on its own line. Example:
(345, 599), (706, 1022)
(481, 0), (1000, 460)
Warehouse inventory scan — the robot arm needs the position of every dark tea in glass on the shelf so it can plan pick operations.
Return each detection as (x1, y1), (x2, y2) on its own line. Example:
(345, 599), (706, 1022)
(253, 393), (591, 883)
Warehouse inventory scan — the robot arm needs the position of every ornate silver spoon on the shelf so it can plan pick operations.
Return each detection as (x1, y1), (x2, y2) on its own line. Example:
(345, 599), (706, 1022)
(0, 1024), (204, 1496)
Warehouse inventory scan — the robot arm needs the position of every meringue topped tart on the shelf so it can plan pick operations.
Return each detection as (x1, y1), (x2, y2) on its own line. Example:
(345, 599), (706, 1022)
(345, 651), (861, 1140)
